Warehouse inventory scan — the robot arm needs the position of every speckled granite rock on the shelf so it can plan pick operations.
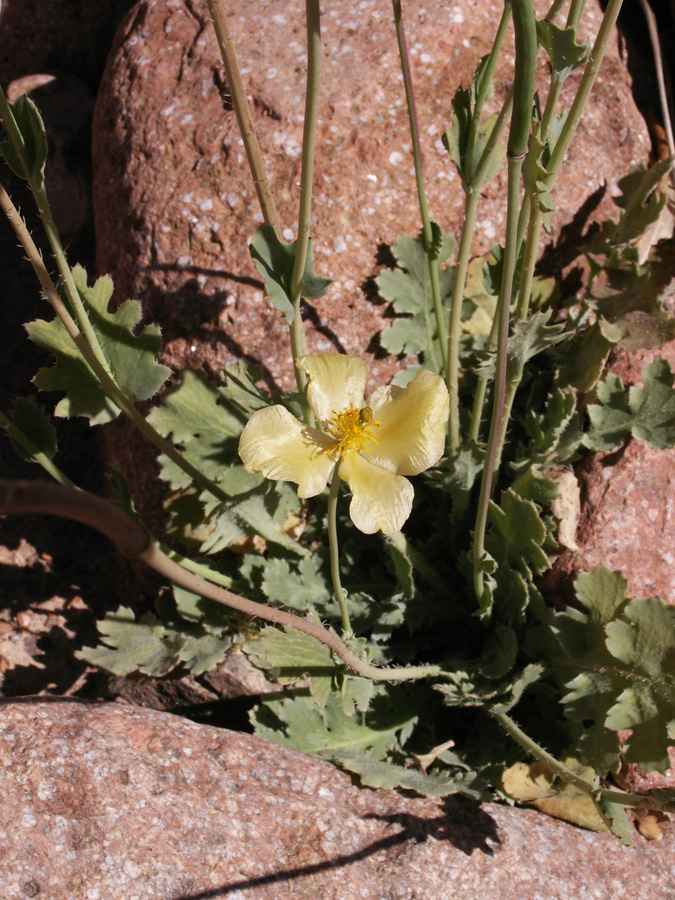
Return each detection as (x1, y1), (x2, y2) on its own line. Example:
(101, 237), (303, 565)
(93, 0), (650, 390)
(544, 341), (675, 605)
(90, 0), (651, 530)
(1, 699), (673, 900)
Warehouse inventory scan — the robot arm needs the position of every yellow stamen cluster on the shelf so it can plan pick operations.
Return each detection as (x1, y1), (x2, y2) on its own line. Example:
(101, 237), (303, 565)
(326, 404), (380, 458)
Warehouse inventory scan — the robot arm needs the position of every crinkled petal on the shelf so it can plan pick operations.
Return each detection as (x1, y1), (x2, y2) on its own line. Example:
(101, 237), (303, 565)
(297, 354), (367, 425)
(367, 369), (449, 475)
(238, 405), (335, 498)
(339, 452), (414, 535)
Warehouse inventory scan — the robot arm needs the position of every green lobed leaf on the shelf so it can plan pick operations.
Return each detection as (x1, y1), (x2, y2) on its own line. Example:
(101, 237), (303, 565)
(536, 20), (590, 82)
(442, 57), (506, 191)
(260, 554), (332, 611)
(75, 606), (185, 677)
(249, 225), (332, 324)
(383, 533), (415, 600)
(172, 584), (232, 635)
(27, 266), (170, 423)
(477, 311), (567, 384)
(584, 358), (675, 452)
(147, 367), (256, 492)
(196, 486), (306, 556)
(587, 160), (672, 254)
(522, 122), (554, 230)
(332, 753), (482, 798)
(8, 398), (57, 461)
(556, 568), (675, 773)
(0, 94), (48, 188)
(250, 689), (416, 758)
(178, 631), (231, 676)
(376, 232), (454, 367)
(487, 490), (549, 579)
(245, 625), (339, 708)
(588, 240), (675, 352)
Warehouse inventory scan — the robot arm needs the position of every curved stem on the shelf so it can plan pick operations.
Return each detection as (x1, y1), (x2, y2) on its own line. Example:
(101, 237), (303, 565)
(289, 0), (322, 391)
(393, 0), (443, 373)
(206, 0), (281, 236)
(327, 460), (351, 635)
(0, 479), (443, 683)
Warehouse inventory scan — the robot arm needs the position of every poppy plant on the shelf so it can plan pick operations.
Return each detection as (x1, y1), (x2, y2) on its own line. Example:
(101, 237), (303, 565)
(238, 354), (449, 534)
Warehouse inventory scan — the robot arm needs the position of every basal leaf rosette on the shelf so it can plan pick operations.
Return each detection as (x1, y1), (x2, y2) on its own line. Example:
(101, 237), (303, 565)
(238, 354), (449, 534)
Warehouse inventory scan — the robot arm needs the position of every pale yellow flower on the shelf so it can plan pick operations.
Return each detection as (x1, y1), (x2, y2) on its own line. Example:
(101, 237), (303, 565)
(238, 354), (449, 534)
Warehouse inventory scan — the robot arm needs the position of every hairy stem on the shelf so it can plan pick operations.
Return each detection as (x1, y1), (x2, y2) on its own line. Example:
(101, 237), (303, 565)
(0, 479), (443, 683)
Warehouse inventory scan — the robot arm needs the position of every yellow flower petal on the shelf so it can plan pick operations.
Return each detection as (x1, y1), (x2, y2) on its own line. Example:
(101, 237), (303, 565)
(339, 452), (414, 535)
(367, 369), (449, 475)
(238, 405), (335, 498)
(297, 354), (367, 425)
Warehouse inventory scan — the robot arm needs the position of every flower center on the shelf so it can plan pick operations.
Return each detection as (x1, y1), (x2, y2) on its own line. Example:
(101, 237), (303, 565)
(326, 405), (380, 457)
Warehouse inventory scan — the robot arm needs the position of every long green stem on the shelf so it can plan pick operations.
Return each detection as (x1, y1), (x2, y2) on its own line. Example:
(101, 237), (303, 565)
(446, 91), (514, 455)
(0, 478), (443, 683)
(0, 183), (230, 505)
(0, 86), (113, 377)
(472, 155), (524, 604)
(392, 0), (443, 373)
(472, 0), (536, 605)
(567, 0), (587, 30)
(206, 0), (281, 237)
(546, 0), (625, 180)
(327, 460), (352, 635)
(464, 3), (512, 164)
(289, 0), (322, 391)
(444, 5), (513, 455)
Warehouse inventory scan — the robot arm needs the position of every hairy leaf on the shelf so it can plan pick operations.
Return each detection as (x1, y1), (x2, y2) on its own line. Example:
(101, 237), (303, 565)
(443, 54), (506, 190)
(556, 568), (675, 772)
(333, 753), (482, 798)
(261, 555), (332, 611)
(147, 367), (256, 492)
(178, 631), (231, 676)
(251, 689), (416, 758)
(587, 161), (672, 254)
(76, 607), (184, 677)
(246, 625), (339, 707)
(197, 486), (305, 556)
